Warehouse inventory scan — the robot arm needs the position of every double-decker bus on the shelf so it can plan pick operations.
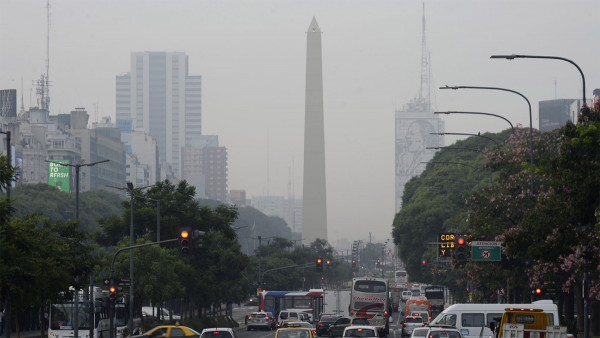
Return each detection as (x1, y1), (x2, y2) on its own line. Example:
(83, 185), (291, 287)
(49, 287), (131, 338)
(424, 286), (444, 313)
(350, 277), (390, 337)
(259, 290), (323, 321)
(394, 270), (407, 286)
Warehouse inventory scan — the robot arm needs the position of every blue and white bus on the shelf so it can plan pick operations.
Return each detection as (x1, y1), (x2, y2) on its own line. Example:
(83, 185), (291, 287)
(259, 290), (324, 321)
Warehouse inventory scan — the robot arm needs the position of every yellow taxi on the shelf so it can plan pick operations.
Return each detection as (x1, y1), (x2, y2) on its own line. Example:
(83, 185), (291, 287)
(277, 319), (301, 329)
(132, 325), (201, 338)
(275, 325), (314, 338)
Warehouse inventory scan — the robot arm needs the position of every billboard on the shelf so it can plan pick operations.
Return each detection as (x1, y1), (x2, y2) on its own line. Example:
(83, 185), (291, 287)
(539, 99), (577, 132)
(48, 159), (70, 192)
(395, 112), (444, 212)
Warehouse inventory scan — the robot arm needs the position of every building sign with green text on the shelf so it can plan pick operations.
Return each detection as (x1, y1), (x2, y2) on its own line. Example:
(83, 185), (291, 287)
(48, 160), (70, 192)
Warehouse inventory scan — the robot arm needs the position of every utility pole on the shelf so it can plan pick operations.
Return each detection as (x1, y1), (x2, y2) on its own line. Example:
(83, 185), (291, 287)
(258, 236), (262, 289)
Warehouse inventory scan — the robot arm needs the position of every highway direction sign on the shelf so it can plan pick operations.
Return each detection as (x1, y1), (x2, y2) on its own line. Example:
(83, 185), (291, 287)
(471, 241), (501, 261)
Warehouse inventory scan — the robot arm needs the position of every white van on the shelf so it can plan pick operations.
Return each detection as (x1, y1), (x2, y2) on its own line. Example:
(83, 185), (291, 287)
(429, 300), (558, 338)
(278, 310), (307, 324)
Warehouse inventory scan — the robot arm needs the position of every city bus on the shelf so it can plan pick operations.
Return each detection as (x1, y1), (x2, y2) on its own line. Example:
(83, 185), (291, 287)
(424, 286), (444, 313)
(258, 290), (324, 321)
(48, 287), (131, 338)
(394, 270), (407, 286)
(349, 277), (390, 337)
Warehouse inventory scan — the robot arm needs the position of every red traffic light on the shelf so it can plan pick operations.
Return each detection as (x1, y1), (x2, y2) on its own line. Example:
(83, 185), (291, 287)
(317, 259), (322, 264)
(535, 288), (542, 294)
(422, 260), (426, 265)
(326, 260), (331, 265)
(181, 230), (189, 238)
(457, 238), (465, 245)
(110, 287), (116, 293)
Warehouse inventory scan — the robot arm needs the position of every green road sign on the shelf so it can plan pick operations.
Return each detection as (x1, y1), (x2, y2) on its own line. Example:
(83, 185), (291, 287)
(48, 159), (70, 193)
(471, 241), (501, 261)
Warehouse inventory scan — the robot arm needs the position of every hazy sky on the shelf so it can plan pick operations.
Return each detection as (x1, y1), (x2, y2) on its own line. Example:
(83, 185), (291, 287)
(1, 0), (599, 247)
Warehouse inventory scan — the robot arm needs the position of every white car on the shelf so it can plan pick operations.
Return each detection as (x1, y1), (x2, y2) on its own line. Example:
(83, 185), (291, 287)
(200, 328), (237, 338)
(343, 326), (378, 337)
(401, 291), (412, 302)
(410, 328), (429, 338)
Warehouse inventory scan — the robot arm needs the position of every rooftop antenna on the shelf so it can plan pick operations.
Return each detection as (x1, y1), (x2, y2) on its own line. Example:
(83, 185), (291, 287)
(419, 3), (429, 110)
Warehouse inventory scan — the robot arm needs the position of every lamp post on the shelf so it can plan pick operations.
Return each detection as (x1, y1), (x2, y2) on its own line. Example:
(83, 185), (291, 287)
(440, 86), (533, 195)
(134, 196), (160, 242)
(490, 55), (588, 337)
(430, 132), (501, 147)
(426, 147), (492, 186)
(434, 111), (515, 135)
(490, 54), (586, 104)
(46, 159), (109, 338)
(422, 161), (482, 191)
(1, 129), (11, 338)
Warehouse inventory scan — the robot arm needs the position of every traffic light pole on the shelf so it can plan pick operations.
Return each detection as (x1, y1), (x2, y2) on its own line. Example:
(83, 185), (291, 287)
(109, 238), (177, 338)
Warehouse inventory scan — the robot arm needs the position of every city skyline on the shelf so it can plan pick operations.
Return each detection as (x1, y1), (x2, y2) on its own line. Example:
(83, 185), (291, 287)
(1, 0), (598, 243)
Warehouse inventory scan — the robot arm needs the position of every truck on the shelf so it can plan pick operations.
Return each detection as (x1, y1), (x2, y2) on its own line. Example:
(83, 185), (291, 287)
(405, 299), (430, 321)
(490, 308), (567, 338)
(323, 289), (351, 316)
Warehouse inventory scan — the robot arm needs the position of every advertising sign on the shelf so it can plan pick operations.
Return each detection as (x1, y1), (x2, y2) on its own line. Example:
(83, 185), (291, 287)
(48, 159), (70, 192)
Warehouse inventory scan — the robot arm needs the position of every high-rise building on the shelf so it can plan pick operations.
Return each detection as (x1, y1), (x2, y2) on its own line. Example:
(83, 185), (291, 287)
(302, 17), (328, 245)
(538, 99), (586, 132)
(116, 52), (202, 175)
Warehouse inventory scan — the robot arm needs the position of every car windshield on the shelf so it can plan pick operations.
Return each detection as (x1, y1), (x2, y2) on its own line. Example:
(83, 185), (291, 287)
(412, 329), (429, 337)
(200, 332), (233, 338)
(428, 331), (461, 338)
(405, 317), (423, 323)
(277, 329), (311, 338)
(344, 329), (377, 337)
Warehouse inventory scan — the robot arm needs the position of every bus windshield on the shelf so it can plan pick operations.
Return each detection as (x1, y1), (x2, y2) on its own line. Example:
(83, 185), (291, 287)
(395, 271), (406, 277)
(354, 281), (387, 293)
(50, 303), (92, 330)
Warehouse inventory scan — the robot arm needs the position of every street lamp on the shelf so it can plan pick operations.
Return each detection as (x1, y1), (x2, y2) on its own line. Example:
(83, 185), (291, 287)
(426, 147), (492, 186)
(430, 132), (501, 147)
(491, 57), (589, 335)
(440, 86), (534, 195)
(434, 111), (515, 135)
(490, 54), (586, 104)
(134, 196), (160, 242)
(422, 161), (482, 191)
(45, 158), (109, 338)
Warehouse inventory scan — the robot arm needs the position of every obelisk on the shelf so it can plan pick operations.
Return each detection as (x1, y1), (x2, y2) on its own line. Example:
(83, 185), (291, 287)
(302, 17), (327, 245)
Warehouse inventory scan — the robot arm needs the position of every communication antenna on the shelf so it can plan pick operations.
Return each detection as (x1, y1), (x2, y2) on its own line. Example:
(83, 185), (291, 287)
(419, 2), (429, 106)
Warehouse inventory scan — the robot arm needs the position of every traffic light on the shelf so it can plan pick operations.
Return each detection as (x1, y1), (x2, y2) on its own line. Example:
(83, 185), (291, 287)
(178, 227), (192, 258)
(109, 286), (116, 302)
(352, 259), (357, 268)
(192, 229), (205, 249)
(421, 259), (427, 273)
(466, 281), (471, 293)
(326, 260), (331, 268)
(377, 259), (381, 266)
(115, 287), (124, 303)
(316, 257), (323, 271)
(455, 235), (468, 261)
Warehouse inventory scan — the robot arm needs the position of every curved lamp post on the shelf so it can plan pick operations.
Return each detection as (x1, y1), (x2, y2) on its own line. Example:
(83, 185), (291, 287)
(440, 86), (533, 195)
(422, 161), (481, 191)
(434, 111), (515, 134)
(491, 54), (586, 104)
(426, 147), (492, 186)
(430, 132), (500, 147)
